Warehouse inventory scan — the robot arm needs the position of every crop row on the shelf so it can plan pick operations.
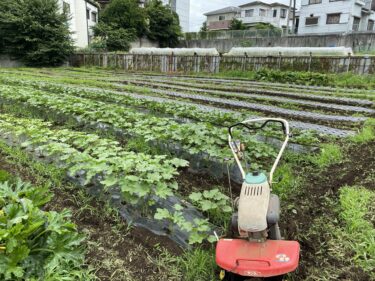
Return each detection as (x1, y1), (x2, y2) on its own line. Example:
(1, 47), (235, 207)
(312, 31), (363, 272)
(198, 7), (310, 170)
(118, 78), (374, 113)
(0, 75), (355, 139)
(0, 113), (187, 203)
(0, 84), (277, 165)
(129, 73), (375, 96)
(0, 113), (210, 244)
(0, 113), (235, 245)
(122, 75), (373, 105)
(144, 88), (368, 124)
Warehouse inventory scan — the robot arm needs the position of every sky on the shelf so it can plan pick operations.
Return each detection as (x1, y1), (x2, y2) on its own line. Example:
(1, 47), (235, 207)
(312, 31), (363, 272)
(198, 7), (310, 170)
(189, 0), (300, 32)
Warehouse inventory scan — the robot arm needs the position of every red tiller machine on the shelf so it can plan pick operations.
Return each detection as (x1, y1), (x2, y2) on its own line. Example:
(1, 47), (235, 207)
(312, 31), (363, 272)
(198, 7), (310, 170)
(216, 118), (300, 281)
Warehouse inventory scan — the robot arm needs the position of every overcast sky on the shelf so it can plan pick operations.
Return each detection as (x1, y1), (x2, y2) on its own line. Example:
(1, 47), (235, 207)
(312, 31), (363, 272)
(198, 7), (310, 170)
(189, 0), (300, 32)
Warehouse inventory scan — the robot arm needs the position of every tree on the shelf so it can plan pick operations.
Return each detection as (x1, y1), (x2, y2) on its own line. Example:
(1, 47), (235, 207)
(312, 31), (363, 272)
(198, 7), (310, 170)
(200, 22), (208, 32)
(93, 23), (136, 51)
(229, 18), (247, 30)
(99, 0), (147, 38)
(146, 0), (182, 48)
(0, 0), (74, 66)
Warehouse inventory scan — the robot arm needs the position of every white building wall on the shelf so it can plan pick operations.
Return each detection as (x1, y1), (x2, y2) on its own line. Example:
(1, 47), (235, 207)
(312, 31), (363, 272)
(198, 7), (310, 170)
(58, 0), (98, 48)
(206, 12), (238, 24)
(298, 0), (375, 34)
(162, 0), (190, 32)
(240, 4), (290, 28)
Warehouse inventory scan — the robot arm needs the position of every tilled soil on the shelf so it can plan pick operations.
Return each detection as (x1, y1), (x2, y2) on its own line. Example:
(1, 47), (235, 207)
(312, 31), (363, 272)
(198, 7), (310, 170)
(282, 141), (375, 281)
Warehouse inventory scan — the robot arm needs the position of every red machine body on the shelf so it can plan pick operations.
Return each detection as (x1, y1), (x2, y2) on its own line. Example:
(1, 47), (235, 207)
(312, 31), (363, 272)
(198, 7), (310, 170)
(216, 239), (300, 278)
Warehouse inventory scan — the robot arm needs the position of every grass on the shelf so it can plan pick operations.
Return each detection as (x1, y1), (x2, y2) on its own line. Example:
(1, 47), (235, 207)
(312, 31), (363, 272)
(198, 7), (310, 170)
(310, 143), (343, 169)
(273, 163), (300, 199)
(338, 186), (375, 277)
(350, 118), (375, 143)
(153, 247), (217, 281)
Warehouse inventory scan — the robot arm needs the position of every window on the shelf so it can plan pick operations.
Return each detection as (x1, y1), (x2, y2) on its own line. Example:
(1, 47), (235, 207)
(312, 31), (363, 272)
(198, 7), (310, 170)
(326, 13), (341, 24)
(245, 9), (254, 17)
(63, 2), (70, 14)
(305, 17), (319, 25)
(273, 9), (277, 18)
(86, 9), (90, 20)
(309, 0), (322, 4)
(259, 9), (266, 17)
(280, 8), (287, 18)
(368, 20), (374, 31)
(219, 15), (225, 21)
(91, 12), (97, 22)
(353, 17), (360, 31)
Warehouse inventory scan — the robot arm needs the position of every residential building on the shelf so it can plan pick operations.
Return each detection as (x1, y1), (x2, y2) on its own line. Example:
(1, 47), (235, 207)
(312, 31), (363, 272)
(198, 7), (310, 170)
(204, 1), (292, 31)
(59, 0), (99, 48)
(161, 0), (191, 32)
(239, 1), (291, 29)
(298, 0), (375, 35)
(204, 7), (241, 31)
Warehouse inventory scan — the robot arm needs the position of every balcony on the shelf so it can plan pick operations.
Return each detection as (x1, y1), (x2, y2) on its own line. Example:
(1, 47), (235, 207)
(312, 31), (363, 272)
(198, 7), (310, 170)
(207, 20), (232, 30)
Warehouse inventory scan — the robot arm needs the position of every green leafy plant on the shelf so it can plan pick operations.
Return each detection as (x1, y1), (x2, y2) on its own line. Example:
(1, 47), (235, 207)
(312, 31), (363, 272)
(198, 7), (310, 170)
(188, 188), (232, 226)
(0, 180), (90, 280)
(0, 170), (11, 183)
(154, 204), (215, 245)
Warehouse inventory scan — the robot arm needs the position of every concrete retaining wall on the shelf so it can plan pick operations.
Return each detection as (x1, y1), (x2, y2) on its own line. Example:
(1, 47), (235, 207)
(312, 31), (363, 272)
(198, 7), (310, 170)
(180, 32), (375, 53)
(0, 55), (24, 68)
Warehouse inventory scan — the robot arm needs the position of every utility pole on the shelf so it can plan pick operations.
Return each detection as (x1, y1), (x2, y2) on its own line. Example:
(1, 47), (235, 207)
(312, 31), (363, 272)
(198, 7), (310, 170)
(292, 0), (296, 34)
(286, 0), (292, 35)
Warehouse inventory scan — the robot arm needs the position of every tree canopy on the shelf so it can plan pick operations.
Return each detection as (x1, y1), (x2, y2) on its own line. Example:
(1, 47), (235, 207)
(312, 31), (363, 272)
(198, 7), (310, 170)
(99, 0), (148, 38)
(229, 18), (247, 30)
(0, 0), (74, 66)
(146, 0), (182, 48)
(200, 22), (208, 32)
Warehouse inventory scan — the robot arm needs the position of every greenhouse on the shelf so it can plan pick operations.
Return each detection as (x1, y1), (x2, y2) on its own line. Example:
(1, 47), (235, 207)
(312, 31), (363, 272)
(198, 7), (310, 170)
(130, 47), (220, 56)
(225, 47), (353, 57)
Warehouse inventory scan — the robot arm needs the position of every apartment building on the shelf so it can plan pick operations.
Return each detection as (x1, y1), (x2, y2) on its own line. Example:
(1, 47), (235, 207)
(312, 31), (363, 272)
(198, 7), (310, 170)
(161, 0), (191, 32)
(204, 1), (292, 31)
(298, 0), (375, 34)
(59, 0), (99, 48)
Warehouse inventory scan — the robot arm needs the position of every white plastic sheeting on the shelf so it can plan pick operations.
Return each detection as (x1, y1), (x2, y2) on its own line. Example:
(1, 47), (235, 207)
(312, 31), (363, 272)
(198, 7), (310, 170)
(130, 47), (219, 56)
(225, 47), (353, 57)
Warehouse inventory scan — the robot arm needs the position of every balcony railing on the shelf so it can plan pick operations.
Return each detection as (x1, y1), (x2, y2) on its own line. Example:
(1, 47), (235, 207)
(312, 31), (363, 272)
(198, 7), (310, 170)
(182, 29), (284, 40)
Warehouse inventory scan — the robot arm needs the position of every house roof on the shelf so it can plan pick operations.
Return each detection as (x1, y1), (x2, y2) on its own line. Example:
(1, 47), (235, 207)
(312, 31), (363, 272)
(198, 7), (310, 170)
(204, 6), (241, 16)
(239, 1), (289, 8)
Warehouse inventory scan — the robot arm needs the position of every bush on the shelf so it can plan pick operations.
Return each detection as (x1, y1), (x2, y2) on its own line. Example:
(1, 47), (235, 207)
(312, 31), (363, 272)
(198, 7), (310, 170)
(254, 69), (331, 86)
(0, 0), (74, 66)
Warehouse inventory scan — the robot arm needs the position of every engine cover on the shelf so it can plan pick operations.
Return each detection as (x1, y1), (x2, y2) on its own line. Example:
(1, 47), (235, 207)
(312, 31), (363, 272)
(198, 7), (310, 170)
(216, 239), (300, 278)
(238, 172), (270, 235)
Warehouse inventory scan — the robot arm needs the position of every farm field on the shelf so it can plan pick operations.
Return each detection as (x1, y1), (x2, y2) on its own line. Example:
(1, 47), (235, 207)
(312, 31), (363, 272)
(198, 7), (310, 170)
(0, 67), (374, 281)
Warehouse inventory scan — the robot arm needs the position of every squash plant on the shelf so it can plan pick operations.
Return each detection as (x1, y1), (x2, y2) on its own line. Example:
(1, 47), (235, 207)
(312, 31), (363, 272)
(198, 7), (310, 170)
(0, 114), (187, 206)
(154, 204), (216, 245)
(0, 180), (89, 280)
